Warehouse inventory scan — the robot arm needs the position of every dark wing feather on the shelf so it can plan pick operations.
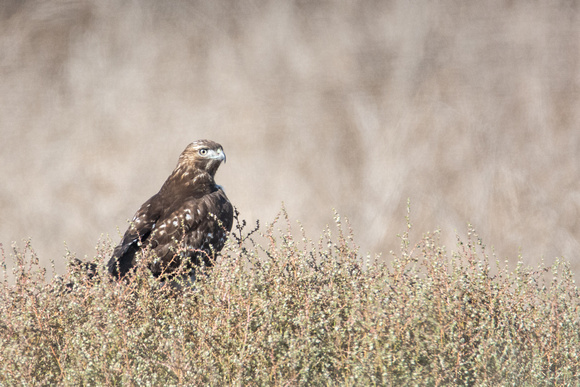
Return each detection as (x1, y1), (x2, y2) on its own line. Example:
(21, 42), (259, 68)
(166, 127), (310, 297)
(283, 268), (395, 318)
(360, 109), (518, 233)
(147, 187), (233, 276)
(107, 195), (163, 278)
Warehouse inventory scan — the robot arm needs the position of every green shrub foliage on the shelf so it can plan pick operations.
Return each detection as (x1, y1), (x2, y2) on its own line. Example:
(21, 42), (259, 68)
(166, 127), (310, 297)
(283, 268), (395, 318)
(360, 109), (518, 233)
(1, 209), (579, 386)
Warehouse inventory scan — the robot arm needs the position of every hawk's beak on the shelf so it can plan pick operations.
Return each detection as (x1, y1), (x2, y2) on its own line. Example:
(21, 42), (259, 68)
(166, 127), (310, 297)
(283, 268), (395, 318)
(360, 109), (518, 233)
(214, 148), (226, 163)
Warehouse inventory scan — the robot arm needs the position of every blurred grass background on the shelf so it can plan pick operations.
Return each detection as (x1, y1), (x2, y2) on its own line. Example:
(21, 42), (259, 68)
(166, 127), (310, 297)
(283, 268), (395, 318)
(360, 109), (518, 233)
(0, 0), (579, 275)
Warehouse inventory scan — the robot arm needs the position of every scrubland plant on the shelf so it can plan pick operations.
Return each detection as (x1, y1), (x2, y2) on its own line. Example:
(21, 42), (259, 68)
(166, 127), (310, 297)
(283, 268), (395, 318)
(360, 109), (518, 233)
(1, 209), (578, 386)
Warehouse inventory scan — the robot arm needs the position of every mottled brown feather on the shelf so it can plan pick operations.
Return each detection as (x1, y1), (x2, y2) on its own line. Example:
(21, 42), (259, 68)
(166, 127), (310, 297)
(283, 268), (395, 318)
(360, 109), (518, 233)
(108, 140), (233, 279)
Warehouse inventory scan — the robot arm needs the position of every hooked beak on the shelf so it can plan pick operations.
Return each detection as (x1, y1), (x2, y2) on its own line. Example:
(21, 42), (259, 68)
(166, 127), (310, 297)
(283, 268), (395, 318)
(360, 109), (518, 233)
(213, 148), (226, 163)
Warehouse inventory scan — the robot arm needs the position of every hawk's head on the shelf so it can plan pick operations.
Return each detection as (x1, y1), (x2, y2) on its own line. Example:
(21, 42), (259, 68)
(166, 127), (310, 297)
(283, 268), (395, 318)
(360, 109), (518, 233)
(178, 140), (226, 177)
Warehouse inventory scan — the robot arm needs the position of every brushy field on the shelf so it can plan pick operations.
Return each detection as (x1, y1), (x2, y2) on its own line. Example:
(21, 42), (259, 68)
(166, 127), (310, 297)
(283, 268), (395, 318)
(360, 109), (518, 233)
(1, 209), (579, 386)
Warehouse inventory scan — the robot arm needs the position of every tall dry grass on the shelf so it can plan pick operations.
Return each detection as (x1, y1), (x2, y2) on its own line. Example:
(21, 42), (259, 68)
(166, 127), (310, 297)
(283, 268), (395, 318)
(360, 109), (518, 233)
(0, 1), (579, 275)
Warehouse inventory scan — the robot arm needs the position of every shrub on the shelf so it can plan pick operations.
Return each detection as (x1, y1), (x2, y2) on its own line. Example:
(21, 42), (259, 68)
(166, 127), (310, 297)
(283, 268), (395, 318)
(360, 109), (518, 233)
(1, 209), (578, 385)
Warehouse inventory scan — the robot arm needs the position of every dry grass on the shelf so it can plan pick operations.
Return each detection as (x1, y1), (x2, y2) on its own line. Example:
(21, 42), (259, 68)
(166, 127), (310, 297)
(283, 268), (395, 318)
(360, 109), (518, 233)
(1, 209), (578, 385)
(1, 2), (579, 275)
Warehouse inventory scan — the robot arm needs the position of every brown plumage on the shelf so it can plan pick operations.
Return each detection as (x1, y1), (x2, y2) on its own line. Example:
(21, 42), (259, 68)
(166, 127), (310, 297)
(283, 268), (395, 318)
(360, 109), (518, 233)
(107, 140), (233, 280)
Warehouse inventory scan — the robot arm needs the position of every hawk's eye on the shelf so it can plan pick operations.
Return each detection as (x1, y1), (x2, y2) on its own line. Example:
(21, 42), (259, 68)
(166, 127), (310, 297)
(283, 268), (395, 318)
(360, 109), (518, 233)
(199, 148), (208, 156)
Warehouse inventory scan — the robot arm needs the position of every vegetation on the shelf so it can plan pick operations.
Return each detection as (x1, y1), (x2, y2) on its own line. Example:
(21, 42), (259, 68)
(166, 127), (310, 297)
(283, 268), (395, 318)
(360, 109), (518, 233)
(1, 209), (579, 386)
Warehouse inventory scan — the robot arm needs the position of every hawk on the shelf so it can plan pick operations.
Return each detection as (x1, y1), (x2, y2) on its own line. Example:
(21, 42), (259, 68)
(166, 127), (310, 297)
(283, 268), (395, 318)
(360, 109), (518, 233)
(107, 140), (234, 281)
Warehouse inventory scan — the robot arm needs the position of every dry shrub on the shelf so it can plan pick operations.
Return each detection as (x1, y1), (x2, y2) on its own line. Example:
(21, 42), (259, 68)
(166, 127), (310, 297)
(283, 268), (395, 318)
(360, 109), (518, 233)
(1, 209), (578, 385)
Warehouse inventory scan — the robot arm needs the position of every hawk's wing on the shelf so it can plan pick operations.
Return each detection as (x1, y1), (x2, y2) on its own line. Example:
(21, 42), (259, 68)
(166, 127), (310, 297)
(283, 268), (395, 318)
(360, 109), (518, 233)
(107, 195), (163, 277)
(146, 188), (233, 275)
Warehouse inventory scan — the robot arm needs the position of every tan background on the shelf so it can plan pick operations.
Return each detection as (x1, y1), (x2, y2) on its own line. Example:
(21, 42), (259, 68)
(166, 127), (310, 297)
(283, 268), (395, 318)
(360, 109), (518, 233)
(1, 1), (579, 275)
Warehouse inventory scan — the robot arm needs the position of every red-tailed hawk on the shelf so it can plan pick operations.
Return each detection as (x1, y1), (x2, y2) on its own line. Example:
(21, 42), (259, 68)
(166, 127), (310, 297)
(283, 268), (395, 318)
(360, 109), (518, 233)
(107, 140), (233, 281)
